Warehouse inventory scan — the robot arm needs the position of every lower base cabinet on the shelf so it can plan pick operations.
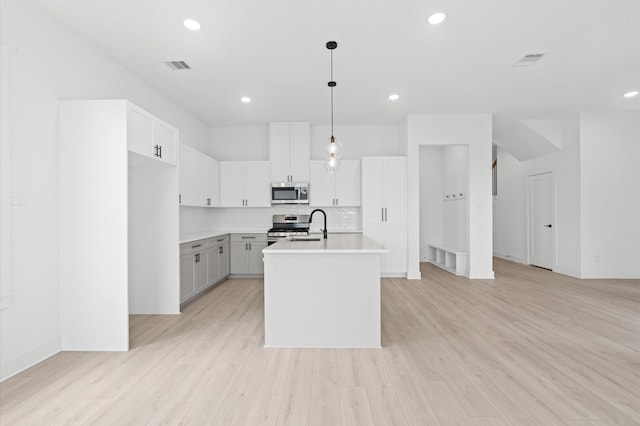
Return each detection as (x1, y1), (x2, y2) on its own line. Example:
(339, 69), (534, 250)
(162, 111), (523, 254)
(180, 235), (230, 305)
(230, 233), (267, 275)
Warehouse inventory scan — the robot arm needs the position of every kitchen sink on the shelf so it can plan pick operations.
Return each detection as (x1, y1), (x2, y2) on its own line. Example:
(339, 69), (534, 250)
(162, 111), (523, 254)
(290, 237), (322, 242)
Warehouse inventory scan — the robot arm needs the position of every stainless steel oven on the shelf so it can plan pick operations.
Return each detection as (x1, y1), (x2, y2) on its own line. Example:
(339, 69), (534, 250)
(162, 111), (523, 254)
(271, 182), (309, 205)
(267, 214), (310, 245)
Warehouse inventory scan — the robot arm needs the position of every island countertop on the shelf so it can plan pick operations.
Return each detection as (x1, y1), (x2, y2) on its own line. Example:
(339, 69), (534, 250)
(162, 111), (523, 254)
(262, 233), (388, 254)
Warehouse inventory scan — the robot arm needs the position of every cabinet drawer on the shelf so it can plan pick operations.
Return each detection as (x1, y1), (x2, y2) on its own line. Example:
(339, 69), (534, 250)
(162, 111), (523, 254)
(209, 235), (229, 246)
(230, 233), (267, 243)
(180, 239), (208, 255)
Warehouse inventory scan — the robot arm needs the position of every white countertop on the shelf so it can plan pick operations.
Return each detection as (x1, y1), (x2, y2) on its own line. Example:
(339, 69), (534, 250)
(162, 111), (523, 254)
(263, 233), (388, 254)
(180, 229), (265, 244)
(180, 229), (364, 244)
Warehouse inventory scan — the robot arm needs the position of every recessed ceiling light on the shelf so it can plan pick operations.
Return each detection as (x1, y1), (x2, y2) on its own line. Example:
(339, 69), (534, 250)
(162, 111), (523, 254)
(389, 94), (400, 101)
(623, 91), (639, 98)
(428, 12), (446, 25)
(240, 97), (251, 103)
(183, 19), (201, 31)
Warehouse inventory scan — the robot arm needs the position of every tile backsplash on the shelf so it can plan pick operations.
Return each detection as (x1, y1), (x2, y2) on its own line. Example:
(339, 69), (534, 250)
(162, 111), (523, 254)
(180, 205), (362, 235)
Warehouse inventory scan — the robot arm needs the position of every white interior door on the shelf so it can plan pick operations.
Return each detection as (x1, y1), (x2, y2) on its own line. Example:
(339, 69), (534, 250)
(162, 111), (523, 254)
(528, 172), (553, 269)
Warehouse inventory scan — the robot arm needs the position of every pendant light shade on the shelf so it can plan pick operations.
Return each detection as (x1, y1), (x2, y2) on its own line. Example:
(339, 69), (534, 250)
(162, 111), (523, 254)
(324, 41), (342, 174)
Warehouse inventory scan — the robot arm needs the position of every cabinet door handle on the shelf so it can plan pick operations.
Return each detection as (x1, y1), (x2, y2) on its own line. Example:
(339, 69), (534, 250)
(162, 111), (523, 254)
(195, 253), (199, 263)
(159, 145), (162, 158)
(179, 194), (181, 204)
(219, 246), (223, 254)
(241, 236), (256, 239)
(381, 208), (384, 222)
(384, 207), (388, 222)
(217, 239), (224, 242)
(249, 243), (252, 250)
(336, 198), (339, 206)
(192, 244), (202, 248)
(206, 198), (211, 206)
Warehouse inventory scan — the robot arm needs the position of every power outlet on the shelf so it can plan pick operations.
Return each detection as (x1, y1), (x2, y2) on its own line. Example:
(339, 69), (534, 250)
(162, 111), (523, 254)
(10, 193), (24, 208)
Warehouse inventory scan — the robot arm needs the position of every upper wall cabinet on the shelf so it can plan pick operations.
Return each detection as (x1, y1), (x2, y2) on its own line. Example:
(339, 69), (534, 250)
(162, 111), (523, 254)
(309, 160), (361, 207)
(269, 122), (310, 183)
(220, 161), (270, 207)
(179, 144), (220, 207)
(127, 103), (178, 165)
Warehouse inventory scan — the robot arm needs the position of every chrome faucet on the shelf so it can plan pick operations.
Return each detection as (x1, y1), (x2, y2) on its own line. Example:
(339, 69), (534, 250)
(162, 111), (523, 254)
(309, 209), (328, 239)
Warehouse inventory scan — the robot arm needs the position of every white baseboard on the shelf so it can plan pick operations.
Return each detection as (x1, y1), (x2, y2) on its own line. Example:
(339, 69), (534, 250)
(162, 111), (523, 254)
(406, 271), (421, 280)
(551, 265), (581, 278)
(578, 269), (640, 279)
(1, 337), (60, 382)
(493, 252), (527, 264)
(381, 273), (409, 279)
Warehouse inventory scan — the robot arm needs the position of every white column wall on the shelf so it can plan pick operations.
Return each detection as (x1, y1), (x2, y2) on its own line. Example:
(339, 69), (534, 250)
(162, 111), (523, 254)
(406, 114), (494, 279)
(579, 112), (640, 278)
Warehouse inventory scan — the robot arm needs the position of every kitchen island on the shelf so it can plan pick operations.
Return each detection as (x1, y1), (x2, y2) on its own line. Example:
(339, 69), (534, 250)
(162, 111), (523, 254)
(262, 233), (388, 348)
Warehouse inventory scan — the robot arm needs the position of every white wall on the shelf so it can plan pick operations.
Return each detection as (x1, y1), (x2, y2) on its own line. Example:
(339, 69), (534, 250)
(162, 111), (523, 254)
(494, 115), (582, 276)
(209, 126), (269, 160)
(209, 124), (401, 162)
(579, 112), (640, 278)
(492, 147), (527, 264)
(419, 145), (469, 261)
(442, 146), (468, 251)
(493, 112), (639, 279)
(406, 114), (494, 279)
(419, 147), (444, 261)
(0, 0), (209, 381)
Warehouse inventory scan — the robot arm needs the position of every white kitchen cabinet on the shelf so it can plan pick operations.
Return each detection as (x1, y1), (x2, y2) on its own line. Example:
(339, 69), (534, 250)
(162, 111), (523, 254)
(309, 160), (360, 207)
(269, 122), (310, 182)
(179, 145), (196, 205)
(179, 144), (220, 207)
(127, 103), (178, 165)
(205, 156), (220, 207)
(220, 161), (270, 207)
(230, 234), (267, 275)
(361, 157), (407, 275)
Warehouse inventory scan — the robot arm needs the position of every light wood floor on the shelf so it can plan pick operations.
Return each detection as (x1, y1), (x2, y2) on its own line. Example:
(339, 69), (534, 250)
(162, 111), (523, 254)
(1, 258), (639, 425)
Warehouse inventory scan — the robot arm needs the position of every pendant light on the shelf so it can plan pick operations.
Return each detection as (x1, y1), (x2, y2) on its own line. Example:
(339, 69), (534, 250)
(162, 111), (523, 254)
(324, 41), (343, 173)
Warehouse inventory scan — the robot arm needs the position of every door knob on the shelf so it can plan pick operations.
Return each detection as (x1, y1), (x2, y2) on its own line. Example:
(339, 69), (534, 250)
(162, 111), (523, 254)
(544, 224), (552, 228)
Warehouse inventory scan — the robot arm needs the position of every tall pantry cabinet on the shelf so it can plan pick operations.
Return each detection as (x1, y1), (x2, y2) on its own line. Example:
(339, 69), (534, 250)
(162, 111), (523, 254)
(59, 100), (180, 352)
(361, 157), (407, 276)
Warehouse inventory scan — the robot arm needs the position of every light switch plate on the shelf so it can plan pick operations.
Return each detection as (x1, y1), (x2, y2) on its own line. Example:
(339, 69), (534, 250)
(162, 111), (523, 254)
(10, 193), (24, 208)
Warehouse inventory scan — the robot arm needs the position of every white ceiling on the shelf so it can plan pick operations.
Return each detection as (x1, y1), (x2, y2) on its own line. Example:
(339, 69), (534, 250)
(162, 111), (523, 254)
(35, 0), (640, 127)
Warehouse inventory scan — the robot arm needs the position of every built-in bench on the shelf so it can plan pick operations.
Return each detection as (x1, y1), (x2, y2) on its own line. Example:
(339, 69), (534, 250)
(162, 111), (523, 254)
(427, 244), (467, 276)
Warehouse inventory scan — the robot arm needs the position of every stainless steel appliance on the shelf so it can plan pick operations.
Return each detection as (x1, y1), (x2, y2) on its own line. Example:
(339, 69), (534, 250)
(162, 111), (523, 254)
(267, 214), (310, 245)
(271, 182), (309, 205)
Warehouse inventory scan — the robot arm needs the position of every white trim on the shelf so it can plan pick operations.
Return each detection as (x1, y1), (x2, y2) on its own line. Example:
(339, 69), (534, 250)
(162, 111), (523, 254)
(493, 251), (527, 265)
(0, 44), (11, 310)
(406, 271), (421, 280)
(0, 337), (60, 382)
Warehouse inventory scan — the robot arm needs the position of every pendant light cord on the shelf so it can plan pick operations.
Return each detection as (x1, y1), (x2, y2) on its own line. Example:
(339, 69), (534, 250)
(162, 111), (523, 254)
(330, 48), (334, 140)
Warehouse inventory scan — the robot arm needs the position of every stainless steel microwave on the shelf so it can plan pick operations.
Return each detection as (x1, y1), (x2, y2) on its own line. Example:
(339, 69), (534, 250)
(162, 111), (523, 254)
(271, 182), (309, 205)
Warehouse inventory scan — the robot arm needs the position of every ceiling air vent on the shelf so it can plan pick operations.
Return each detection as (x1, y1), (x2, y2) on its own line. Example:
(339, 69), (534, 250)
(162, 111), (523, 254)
(513, 53), (545, 67)
(165, 60), (191, 70)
